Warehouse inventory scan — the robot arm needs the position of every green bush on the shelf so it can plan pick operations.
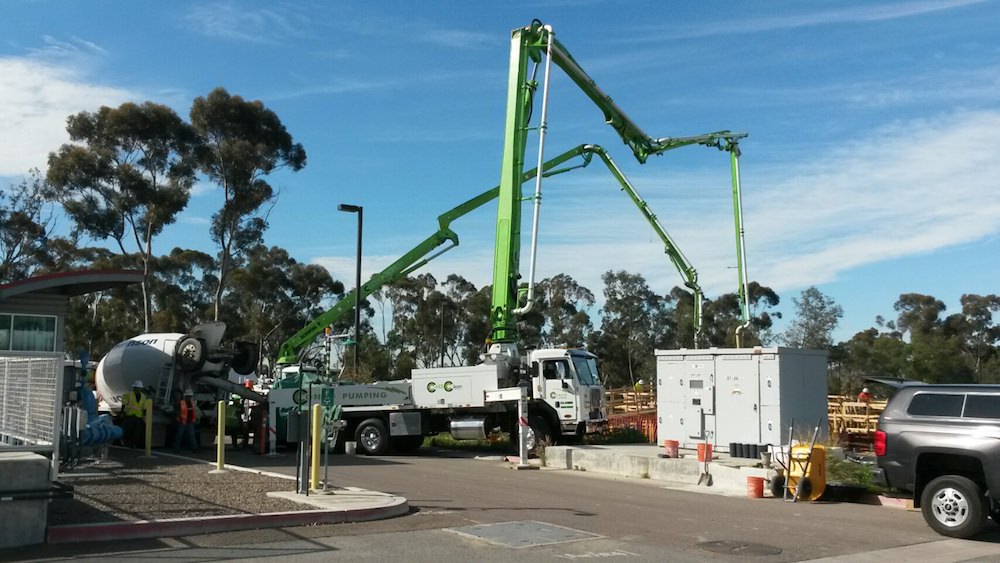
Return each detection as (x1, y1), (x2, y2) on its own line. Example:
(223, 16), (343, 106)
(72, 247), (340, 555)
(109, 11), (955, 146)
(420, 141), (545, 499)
(584, 427), (648, 445)
(423, 432), (511, 453)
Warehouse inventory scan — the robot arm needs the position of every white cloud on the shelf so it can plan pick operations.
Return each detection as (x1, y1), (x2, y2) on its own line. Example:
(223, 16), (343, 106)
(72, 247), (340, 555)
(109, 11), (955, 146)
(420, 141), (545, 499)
(628, 0), (988, 41)
(190, 181), (218, 197)
(0, 52), (135, 175)
(184, 2), (304, 44)
(536, 109), (1000, 301)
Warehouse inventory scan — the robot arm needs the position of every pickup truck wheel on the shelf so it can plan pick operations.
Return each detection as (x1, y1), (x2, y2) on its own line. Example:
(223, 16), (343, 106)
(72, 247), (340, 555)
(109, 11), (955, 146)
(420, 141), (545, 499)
(921, 475), (987, 538)
(355, 418), (390, 456)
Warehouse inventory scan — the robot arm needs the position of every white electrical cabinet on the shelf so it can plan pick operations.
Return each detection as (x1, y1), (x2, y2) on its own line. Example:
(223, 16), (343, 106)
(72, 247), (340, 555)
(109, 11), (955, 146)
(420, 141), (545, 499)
(655, 347), (828, 451)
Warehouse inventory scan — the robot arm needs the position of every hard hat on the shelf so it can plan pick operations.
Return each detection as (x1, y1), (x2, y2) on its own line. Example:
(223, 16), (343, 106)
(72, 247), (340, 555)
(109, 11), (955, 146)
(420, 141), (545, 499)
(862, 387), (869, 393)
(132, 380), (144, 388)
(184, 388), (194, 396)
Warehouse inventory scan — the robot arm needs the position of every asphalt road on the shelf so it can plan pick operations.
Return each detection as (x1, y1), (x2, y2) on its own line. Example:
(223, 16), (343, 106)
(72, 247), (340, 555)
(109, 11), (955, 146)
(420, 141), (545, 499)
(10, 447), (1000, 562)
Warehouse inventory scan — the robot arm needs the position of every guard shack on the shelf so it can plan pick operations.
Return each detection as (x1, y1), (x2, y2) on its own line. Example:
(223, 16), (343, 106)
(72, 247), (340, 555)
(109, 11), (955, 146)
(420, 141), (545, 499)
(0, 270), (141, 548)
(655, 347), (828, 453)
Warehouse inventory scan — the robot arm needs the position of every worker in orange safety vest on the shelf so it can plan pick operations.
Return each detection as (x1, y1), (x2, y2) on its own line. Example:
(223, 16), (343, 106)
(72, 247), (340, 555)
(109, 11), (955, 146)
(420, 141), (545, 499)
(173, 389), (199, 453)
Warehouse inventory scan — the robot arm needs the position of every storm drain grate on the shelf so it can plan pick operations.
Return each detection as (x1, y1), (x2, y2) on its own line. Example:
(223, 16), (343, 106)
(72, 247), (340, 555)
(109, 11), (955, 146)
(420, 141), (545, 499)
(447, 520), (602, 549)
(697, 540), (783, 557)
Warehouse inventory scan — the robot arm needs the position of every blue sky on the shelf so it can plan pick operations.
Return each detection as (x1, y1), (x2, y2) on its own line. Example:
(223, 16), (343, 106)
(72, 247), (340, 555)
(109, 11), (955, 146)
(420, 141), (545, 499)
(2, 1), (998, 343)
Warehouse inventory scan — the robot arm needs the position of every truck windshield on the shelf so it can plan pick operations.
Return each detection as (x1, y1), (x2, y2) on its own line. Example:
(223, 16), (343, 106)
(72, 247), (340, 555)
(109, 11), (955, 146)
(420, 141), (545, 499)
(571, 355), (600, 386)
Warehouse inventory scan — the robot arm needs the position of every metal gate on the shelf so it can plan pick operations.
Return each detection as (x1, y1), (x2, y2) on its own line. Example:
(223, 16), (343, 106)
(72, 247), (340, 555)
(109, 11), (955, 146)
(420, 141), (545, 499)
(0, 354), (63, 450)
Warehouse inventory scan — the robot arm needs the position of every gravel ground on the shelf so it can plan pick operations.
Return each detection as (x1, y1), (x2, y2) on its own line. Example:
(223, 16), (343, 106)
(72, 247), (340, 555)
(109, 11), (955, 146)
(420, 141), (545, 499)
(48, 449), (306, 526)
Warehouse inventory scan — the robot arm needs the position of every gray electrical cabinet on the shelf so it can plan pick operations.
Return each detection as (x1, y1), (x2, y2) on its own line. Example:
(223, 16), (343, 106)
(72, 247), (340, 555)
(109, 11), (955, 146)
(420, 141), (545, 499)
(655, 347), (828, 451)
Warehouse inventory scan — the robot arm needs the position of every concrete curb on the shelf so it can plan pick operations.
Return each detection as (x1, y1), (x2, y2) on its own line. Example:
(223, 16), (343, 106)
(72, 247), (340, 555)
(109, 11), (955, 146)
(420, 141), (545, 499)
(47, 499), (410, 544)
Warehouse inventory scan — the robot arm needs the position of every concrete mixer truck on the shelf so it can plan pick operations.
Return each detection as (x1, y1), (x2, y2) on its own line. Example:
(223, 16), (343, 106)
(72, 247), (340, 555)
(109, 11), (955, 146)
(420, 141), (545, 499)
(95, 321), (264, 445)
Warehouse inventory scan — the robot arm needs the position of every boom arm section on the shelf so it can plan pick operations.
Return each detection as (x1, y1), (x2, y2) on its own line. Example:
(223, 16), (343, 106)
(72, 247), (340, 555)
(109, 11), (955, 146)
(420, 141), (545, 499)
(274, 145), (600, 366)
(490, 20), (748, 346)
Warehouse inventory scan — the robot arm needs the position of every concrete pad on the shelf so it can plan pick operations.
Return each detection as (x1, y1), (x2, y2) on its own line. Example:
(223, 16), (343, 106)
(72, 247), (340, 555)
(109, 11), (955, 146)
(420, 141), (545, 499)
(0, 452), (50, 548)
(545, 444), (770, 497)
(268, 487), (408, 515)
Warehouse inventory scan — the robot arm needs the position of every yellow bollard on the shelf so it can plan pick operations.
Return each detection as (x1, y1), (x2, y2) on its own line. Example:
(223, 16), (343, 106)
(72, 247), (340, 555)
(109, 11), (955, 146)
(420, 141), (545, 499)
(211, 400), (227, 473)
(142, 398), (154, 458)
(310, 403), (321, 490)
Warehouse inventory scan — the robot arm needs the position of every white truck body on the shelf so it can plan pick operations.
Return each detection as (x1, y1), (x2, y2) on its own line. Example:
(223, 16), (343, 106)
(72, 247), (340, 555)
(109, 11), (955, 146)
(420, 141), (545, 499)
(268, 347), (607, 455)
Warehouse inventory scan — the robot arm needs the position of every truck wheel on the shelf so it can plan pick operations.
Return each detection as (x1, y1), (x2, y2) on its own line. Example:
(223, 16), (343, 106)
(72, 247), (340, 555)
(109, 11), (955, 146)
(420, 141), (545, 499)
(921, 475), (987, 538)
(176, 337), (206, 372)
(392, 435), (424, 454)
(525, 415), (550, 455)
(355, 418), (390, 456)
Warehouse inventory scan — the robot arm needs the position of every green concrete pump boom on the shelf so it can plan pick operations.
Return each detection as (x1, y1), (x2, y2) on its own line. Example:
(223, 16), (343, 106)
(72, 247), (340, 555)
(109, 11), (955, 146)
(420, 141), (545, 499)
(276, 133), (745, 365)
(274, 145), (604, 366)
(489, 20), (747, 346)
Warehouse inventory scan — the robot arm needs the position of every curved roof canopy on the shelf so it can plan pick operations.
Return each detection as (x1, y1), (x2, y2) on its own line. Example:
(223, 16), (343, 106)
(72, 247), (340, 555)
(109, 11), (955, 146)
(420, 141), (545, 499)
(0, 270), (144, 300)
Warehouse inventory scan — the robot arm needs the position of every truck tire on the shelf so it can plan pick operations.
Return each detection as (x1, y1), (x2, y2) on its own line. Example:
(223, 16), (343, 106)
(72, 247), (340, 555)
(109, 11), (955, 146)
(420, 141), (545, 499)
(355, 418), (390, 456)
(176, 337), (206, 373)
(525, 415), (550, 455)
(921, 475), (987, 538)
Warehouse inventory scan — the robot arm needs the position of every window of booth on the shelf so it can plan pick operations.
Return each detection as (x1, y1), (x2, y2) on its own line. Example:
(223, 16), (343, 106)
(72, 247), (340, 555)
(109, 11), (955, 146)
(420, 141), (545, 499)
(0, 313), (57, 352)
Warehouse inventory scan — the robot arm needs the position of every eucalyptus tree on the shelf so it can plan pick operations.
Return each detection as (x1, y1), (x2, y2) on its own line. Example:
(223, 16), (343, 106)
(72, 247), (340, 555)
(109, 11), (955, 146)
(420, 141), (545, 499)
(780, 286), (843, 350)
(149, 248), (216, 331)
(702, 282), (780, 347)
(536, 273), (595, 348)
(588, 270), (671, 388)
(960, 294), (1000, 383)
(189, 88), (307, 321)
(46, 101), (199, 331)
(0, 169), (55, 283)
(893, 293), (972, 383)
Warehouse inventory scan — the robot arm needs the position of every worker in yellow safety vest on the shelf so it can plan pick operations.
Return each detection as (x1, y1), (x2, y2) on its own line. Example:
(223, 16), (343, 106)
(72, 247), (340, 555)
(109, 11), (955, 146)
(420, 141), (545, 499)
(225, 394), (248, 449)
(120, 380), (151, 449)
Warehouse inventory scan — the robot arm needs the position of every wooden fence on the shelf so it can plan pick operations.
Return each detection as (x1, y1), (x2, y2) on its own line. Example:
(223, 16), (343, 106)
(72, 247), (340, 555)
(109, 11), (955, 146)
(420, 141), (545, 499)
(828, 394), (886, 450)
(605, 387), (656, 414)
(599, 389), (886, 449)
(604, 387), (657, 443)
(607, 412), (658, 444)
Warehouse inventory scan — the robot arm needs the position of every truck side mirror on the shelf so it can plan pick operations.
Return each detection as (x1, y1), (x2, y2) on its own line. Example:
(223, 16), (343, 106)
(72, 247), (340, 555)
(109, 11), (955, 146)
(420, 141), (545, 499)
(531, 361), (540, 378)
(561, 380), (569, 389)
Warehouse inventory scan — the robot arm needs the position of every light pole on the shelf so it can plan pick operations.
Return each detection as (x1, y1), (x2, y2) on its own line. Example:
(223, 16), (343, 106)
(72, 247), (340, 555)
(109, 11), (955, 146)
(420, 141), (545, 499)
(338, 203), (363, 375)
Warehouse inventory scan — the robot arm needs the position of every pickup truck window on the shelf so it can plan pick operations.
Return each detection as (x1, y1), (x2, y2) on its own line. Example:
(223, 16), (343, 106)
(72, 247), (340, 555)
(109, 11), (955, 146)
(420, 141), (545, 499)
(907, 393), (964, 417)
(962, 394), (1000, 419)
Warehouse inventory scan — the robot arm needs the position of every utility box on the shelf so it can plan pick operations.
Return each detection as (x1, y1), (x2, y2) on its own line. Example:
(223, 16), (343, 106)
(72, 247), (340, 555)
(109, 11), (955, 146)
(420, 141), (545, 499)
(411, 364), (504, 409)
(655, 347), (828, 451)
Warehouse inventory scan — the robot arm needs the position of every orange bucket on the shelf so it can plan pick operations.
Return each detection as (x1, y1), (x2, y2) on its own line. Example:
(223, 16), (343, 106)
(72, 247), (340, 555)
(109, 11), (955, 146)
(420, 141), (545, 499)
(697, 443), (713, 462)
(746, 476), (765, 498)
(662, 440), (679, 458)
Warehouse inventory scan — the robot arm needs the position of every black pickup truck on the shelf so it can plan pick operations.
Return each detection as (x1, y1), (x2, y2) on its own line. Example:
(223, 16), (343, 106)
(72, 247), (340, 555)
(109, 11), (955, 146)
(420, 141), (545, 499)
(875, 384), (1000, 538)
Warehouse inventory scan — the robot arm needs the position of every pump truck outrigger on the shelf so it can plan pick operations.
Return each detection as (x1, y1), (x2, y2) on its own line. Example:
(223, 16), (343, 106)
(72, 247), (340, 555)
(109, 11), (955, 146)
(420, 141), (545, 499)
(268, 21), (748, 455)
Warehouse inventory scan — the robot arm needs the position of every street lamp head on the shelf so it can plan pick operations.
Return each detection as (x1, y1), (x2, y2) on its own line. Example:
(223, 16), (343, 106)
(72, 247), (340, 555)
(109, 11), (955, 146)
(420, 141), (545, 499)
(338, 203), (362, 213)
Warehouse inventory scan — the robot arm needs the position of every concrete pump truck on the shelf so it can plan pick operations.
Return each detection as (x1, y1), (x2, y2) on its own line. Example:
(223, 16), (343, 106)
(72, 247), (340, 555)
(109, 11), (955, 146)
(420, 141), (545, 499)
(267, 21), (748, 455)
